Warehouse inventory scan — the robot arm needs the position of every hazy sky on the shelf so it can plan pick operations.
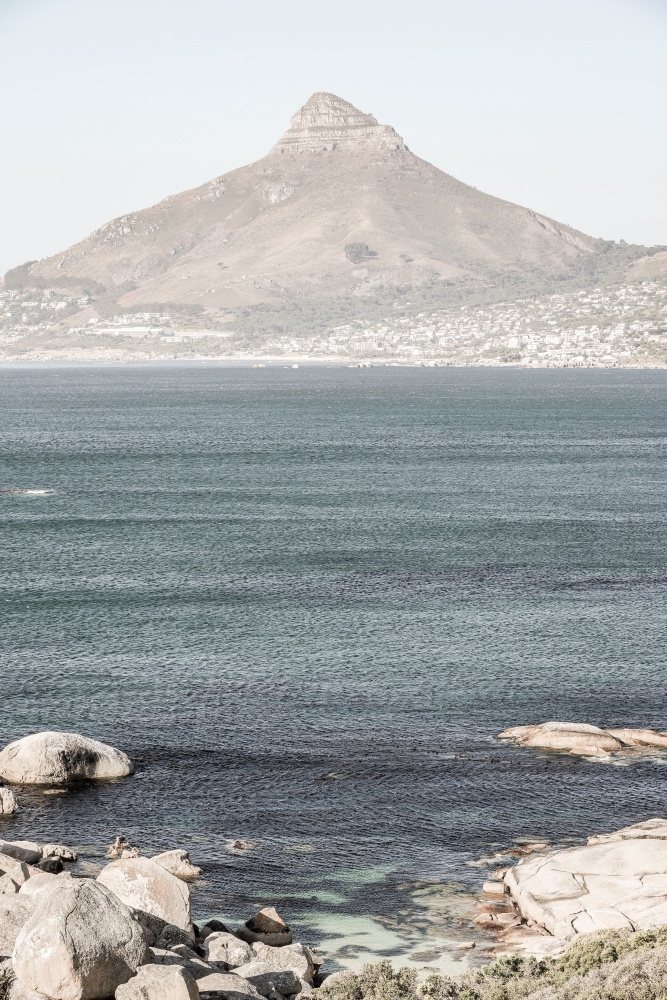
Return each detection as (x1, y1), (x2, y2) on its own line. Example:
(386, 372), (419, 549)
(1, 0), (666, 274)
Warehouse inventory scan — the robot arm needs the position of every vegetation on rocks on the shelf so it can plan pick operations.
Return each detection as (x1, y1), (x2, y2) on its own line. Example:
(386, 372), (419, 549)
(320, 929), (667, 1000)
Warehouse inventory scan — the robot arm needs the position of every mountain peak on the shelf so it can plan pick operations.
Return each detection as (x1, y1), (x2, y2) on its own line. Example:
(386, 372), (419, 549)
(271, 92), (407, 154)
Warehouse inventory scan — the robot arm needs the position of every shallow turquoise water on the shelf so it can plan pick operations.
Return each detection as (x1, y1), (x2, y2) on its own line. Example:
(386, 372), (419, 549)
(1, 364), (666, 969)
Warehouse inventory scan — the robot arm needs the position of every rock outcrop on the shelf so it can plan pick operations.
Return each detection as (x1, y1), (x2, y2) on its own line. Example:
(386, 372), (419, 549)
(13, 879), (149, 999)
(494, 819), (667, 955)
(0, 732), (134, 784)
(97, 856), (193, 939)
(498, 721), (667, 756)
(272, 92), (406, 155)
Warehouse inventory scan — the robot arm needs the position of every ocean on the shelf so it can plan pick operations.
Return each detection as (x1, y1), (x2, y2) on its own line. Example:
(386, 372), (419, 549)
(1, 363), (666, 973)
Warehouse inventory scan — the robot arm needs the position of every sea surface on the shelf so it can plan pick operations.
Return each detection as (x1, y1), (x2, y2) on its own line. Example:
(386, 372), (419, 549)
(1, 363), (666, 973)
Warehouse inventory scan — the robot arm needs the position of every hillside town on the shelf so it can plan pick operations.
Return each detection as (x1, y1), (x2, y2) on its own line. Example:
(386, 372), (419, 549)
(1, 280), (666, 365)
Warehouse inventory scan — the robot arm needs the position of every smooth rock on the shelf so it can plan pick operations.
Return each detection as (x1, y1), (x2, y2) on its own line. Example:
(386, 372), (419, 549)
(13, 878), (149, 1000)
(498, 722), (624, 755)
(0, 731), (134, 785)
(237, 908), (292, 947)
(236, 964), (303, 998)
(0, 896), (35, 958)
(153, 849), (203, 880)
(42, 843), (78, 861)
(0, 843), (42, 866)
(196, 972), (264, 998)
(0, 787), (19, 814)
(98, 856), (193, 938)
(242, 945), (318, 985)
(504, 830), (667, 939)
(116, 963), (199, 1000)
(205, 933), (254, 968)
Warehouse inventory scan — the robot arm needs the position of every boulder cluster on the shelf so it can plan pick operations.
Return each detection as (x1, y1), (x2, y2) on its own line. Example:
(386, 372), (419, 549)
(0, 841), (320, 1000)
(0, 733), (320, 999)
(498, 721), (667, 757)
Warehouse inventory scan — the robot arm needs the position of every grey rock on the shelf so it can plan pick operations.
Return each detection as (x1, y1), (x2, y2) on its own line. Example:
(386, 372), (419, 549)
(0, 731), (134, 784)
(157, 923), (198, 951)
(0, 843), (42, 866)
(97, 856), (194, 938)
(115, 963), (199, 1000)
(36, 855), (64, 873)
(205, 932), (254, 968)
(0, 896), (35, 958)
(13, 878), (149, 999)
(152, 849), (203, 880)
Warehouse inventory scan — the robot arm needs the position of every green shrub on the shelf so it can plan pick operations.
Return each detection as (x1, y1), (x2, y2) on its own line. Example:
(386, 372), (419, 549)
(320, 929), (667, 1000)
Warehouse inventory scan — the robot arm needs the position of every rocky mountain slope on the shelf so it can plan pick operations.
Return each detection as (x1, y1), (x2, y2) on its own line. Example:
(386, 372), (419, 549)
(7, 91), (662, 327)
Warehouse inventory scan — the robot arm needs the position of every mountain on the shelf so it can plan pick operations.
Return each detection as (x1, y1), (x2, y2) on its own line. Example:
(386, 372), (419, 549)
(4, 92), (664, 328)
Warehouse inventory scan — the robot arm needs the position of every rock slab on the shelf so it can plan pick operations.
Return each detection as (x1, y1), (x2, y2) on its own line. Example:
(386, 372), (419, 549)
(499, 721), (667, 756)
(504, 819), (667, 939)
